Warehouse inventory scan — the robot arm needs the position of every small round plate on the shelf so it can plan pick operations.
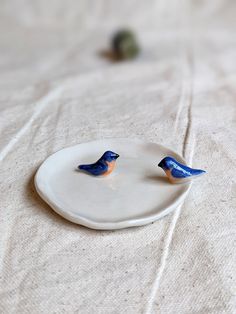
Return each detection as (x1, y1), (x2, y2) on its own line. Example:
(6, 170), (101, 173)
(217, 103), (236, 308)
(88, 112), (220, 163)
(35, 138), (191, 230)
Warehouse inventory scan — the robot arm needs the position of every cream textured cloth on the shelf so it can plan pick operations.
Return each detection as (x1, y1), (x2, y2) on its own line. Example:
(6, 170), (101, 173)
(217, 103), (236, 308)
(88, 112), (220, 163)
(0, 1), (236, 313)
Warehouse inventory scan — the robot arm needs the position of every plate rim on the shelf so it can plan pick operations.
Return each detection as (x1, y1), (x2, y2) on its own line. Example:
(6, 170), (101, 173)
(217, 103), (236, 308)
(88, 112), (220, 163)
(35, 138), (191, 230)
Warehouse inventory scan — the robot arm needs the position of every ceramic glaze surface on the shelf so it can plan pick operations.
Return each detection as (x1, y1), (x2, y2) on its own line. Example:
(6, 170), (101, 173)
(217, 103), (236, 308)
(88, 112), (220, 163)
(35, 139), (191, 230)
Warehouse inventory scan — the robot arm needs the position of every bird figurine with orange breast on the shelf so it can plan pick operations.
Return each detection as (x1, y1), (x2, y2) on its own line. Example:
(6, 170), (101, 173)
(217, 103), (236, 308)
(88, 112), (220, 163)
(158, 156), (206, 184)
(78, 151), (119, 176)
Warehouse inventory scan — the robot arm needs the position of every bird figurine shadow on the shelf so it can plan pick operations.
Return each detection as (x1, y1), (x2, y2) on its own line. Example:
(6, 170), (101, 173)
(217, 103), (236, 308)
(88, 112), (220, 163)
(158, 156), (206, 184)
(78, 151), (119, 177)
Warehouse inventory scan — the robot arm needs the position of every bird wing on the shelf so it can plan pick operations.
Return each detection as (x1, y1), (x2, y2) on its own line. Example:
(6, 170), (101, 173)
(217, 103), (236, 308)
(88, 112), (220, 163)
(79, 160), (108, 176)
(171, 163), (205, 178)
(171, 167), (191, 178)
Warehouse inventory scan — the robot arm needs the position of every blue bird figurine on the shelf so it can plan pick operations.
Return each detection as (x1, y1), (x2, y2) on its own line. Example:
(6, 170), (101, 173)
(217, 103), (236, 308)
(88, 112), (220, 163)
(158, 156), (206, 184)
(78, 151), (119, 176)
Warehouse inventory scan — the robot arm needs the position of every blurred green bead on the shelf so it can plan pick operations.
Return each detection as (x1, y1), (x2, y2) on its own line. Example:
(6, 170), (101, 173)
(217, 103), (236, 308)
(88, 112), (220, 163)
(112, 30), (139, 60)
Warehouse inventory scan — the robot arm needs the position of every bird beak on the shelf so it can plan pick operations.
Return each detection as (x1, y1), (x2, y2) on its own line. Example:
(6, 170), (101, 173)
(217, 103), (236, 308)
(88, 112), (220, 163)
(158, 161), (163, 168)
(115, 154), (120, 159)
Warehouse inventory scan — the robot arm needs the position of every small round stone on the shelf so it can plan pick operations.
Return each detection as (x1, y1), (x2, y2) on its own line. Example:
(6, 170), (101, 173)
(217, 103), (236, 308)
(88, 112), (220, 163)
(112, 29), (139, 60)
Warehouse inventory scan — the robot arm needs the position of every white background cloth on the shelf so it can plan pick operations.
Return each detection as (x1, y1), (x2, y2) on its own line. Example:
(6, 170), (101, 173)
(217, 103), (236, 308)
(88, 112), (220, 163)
(0, 1), (236, 313)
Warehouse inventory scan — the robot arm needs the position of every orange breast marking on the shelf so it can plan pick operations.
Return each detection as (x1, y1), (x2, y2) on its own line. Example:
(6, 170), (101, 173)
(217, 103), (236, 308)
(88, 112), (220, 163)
(103, 161), (116, 176)
(165, 169), (183, 183)
(165, 169), (175, 183)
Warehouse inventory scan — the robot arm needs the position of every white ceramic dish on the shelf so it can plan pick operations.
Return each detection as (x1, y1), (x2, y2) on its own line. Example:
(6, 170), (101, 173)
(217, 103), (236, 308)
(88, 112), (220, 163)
(35, 138), (191, 230)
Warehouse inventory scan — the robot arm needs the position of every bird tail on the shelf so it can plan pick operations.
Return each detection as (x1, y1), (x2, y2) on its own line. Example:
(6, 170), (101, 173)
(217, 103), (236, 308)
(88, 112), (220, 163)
(192, 169), (206, 177)
(78, 164), (90, 171)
